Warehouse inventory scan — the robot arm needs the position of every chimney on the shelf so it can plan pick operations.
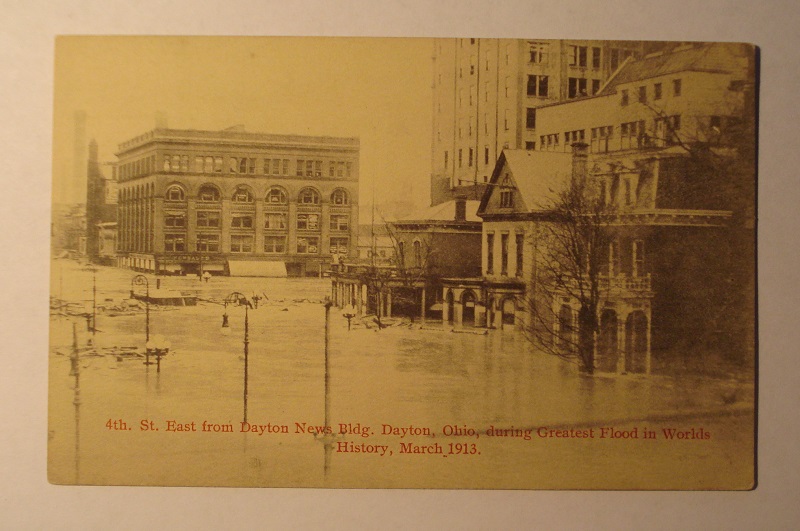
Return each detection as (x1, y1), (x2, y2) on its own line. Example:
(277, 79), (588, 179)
(571, 142), (589, 183)
(454, 196), (467, 222)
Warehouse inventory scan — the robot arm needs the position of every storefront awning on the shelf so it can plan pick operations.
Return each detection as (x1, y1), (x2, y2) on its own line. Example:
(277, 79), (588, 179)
(228, 260), (287, 277)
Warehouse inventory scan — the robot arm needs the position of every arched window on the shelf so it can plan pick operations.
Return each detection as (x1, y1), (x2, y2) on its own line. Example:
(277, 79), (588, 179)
(266, 187), (287, 204)
(232, 186), (254, 203)
(298, 187), (320, 205)
(198, 184), (220, 202)
(413, 240), (422, 266)
(331, 189), (349, 205)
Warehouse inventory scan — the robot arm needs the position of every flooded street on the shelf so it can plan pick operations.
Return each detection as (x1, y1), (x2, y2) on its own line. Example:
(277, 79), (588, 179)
(48, 260), (754, 489)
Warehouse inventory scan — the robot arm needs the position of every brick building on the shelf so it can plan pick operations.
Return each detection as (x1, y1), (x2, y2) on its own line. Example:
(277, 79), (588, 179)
(114, 126), (359, 277)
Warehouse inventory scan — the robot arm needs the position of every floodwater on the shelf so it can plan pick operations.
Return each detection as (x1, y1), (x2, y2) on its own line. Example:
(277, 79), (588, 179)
(48, 260), (755, 489)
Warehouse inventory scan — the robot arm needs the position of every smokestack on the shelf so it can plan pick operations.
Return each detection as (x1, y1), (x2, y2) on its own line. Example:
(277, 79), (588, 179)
(571, 142), (589, 183)
(454, 196), (467, 222)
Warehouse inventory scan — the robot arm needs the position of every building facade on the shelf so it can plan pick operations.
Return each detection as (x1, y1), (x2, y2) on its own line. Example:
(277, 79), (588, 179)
(430, 38), (644, 205)
(444, 42), (755, 373)
(114, 126), (359, 277)
(331, 199), (481, 321)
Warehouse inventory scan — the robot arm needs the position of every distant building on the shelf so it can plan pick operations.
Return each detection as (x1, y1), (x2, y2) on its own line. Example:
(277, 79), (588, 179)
(430, 38), (645, 205)
(114, 126), (359, 277)
(85, 140), (118, 264)
(331, 198), (481, 320)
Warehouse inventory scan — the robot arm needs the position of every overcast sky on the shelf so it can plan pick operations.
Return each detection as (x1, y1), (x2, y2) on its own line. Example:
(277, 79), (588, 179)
(52, 36), (433, 215)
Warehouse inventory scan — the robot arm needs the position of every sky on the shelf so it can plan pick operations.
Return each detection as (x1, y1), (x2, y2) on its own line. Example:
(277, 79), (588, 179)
(52, 36), (434, 217)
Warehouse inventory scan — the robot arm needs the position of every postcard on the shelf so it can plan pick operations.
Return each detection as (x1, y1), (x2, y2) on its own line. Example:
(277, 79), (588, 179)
(48, 36), (756, 489)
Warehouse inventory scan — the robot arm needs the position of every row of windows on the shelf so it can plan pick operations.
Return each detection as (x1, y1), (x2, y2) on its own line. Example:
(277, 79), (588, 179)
(621, 79), (682, 106)
(486, 232), (525, 277)
(122, 155), (354, 179)
(537, 115), (681, 153)
(163, 234), (349, 255)
(164, 212), (350, 231)
(157, 185), (349, 205)
(601, 240), (646, 277)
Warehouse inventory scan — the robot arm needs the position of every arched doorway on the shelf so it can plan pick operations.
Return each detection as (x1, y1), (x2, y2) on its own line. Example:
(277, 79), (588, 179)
(558, 304), (573, 351)
(625, 311), (648, 373)
(445, 290), (454, 324)
(461, 291), (476, 327)
(598, 310), (618, 372)
(502, 298), (516, 328)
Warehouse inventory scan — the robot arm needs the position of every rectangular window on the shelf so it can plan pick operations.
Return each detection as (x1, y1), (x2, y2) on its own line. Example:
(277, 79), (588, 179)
(458, 149), (463, 168)
(164, 233), (185, 252)
(527, 75), (549, 97)
(230, 235), (253, 253)
(591, 79), (601, 95)
(330, 214), (349, 231)
(195, 156), (204, 173)
(314, 160), (322, 177)
(569, 45), (588, 67)
(485, 146), (490, 165)
(297, 236), (319, 254)
(638, 86), (647, 103)
(504, 109), (510, 130)
(633, 240), (645, 277)
(590, 126), (613, 153)
(515, 233), (524, 277)
(196, 211), (220, 228)
(214, 157), (223, 172)
(609, 240), (620, 277)
(196, 234), (220, 253)
(337, 162), (345, 177)
(264, 159), (271, 175)
(282, 159), (289, 175)
(231, 215), (253, 229)
(528, 42), (549, 64)
(500, 233), (509, 276)
(500, 188), (513, 208)
(264, 236), (286, 254)
(592, 47), (601, 69)
(248, 158), (256, 174)
(444, 151), (449, 170)
(525, 141), (535, 150)
(264, 213), (287, 230)
(468, 148), (473, 167)
(624, 178), (632, 205)
(526, 107), (536, 129)
(654, 82), (663, 100)
(621, 89), (629, 106)
(330, 237), (349, 254)
(305, 160), (314, 177)
(504, 76), (510, 98)
(164, 214), (185, 228)
(296, 160), (304, 177)
(271, 159), (281, 175)
(673, 78), (682, 96)
(296, 213), (320, 231)
(568, 77), (588, 98)
(610, 49), (620, 71)
(329, 161), (336, 177)
(486, 233), (494, 275)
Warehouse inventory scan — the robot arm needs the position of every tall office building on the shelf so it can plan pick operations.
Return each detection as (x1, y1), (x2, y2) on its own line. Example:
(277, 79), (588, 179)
(430, 38), (643, 205)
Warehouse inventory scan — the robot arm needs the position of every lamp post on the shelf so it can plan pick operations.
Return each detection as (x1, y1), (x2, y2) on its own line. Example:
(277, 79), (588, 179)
(82, 266), (98, 338)
(341, 304), (357, 331)
(145, 335), (171, 373)
(131, 274), (150, 344)
(221, 291), (252, 423)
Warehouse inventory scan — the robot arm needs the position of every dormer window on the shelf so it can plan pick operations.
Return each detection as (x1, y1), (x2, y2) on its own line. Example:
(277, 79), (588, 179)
(499, 176), (514, 208)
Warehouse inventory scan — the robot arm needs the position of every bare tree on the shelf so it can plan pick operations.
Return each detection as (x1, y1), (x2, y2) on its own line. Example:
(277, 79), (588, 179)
(523, 158), (614, 374)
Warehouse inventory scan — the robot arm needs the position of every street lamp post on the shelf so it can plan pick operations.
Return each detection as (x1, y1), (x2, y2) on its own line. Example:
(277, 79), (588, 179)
(145, 335), (171, 373)
(342, 304), (357, 331)
(221, 291), (252, 423)
(131, 274), (150, 344)
(82, 266), (98, 338)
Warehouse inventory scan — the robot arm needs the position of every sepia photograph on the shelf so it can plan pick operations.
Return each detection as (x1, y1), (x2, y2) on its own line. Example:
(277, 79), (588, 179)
(47, 36), (756, 490)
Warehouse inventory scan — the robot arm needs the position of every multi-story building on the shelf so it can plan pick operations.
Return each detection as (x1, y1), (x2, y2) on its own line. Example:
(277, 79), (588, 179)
(85, 140), (118, 265)
(114, 126), (359, 277)
(430, 38), (644, 205)
(443, 42), (755, 373)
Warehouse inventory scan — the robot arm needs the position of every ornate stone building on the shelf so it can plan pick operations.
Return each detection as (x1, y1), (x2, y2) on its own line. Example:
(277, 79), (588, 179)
(114, 126), (359, 277)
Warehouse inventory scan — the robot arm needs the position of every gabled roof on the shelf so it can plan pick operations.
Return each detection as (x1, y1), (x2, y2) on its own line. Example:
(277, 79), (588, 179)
(397, 199), (481, 223)
(478, 150), (573, 215)
(600, 42), (748, 95)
